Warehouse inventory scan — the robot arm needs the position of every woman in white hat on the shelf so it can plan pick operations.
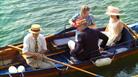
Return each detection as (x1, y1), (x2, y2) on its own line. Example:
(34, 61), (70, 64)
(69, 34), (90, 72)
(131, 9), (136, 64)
(102, 6), (124, 46)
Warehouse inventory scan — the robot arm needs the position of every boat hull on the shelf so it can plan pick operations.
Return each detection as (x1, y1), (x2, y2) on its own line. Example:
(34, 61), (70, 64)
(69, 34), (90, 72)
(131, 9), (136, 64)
(0, 23), (138, 77)
(1, 47), (138, 77)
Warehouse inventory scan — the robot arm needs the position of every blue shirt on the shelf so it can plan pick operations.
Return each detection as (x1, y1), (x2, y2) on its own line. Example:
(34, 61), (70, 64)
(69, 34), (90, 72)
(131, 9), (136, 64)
(71, 13), (94, 27)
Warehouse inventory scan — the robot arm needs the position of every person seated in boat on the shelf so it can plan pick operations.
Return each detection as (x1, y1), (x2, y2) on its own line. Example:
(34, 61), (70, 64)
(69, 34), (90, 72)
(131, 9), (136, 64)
(69, 5), (96, 29)
(102, 6), (124, 46)
(68, 21), (108, 61)
(69, 5), (96, 42)
(22, 24), (55, 69)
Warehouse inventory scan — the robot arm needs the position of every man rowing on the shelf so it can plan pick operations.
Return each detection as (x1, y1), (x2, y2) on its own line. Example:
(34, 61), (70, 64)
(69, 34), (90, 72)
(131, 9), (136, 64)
(22, 24), (55, 69)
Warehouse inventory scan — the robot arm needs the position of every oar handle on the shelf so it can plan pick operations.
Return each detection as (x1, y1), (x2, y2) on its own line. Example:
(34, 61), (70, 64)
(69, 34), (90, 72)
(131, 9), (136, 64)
(7, 45), (65, 56)
(43, 55), (102, 77)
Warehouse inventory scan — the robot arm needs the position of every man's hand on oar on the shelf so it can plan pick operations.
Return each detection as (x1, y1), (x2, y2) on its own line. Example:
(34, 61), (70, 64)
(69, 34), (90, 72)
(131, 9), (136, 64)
(8, 45), (104, 77)
(33, 53), (44, 60)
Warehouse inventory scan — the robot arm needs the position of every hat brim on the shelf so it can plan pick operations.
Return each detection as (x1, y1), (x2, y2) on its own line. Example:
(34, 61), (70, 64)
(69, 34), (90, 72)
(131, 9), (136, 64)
(28, 29), (40, 34)
(106, 12), (123, 15)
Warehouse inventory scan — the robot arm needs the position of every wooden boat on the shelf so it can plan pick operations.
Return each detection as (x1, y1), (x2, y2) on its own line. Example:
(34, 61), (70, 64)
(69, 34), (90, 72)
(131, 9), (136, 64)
(0, 23), (138, 77)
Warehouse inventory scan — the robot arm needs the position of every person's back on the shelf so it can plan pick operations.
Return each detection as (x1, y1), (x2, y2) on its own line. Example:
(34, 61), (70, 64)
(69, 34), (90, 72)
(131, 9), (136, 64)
(80, 28), (99, 52)
(71, 27), (108, 61)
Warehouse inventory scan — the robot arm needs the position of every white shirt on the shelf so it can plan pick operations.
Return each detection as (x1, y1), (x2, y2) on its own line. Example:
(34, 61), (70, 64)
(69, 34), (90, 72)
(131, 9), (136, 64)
(22, 33), (47, 53)
(108, 19), (120, 36)
(102, 19), (122, 46)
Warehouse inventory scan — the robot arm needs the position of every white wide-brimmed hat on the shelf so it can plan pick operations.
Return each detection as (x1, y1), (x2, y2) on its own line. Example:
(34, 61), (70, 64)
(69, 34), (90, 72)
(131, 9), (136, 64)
(106, 6), (122, 15)
(29, 24), (41, 34)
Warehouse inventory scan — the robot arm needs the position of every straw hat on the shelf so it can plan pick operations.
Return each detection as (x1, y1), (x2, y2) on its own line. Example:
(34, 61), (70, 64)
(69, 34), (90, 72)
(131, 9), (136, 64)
(29, 24), (41, 34)
(106, 6), (122, 15)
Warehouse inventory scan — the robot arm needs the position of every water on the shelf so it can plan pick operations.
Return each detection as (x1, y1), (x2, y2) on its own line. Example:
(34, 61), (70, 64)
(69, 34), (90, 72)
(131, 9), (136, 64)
(0, 0), (138, 77)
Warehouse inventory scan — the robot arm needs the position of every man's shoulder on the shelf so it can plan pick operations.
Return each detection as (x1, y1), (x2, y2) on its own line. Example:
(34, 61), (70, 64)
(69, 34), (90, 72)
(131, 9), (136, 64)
(23, 33), (32, 42)
(88, 14), (94, 17)
(77, 32), (85, 37)
(39, 34), (45, 37)
(24, 33), (31, 39)
(74, 13), (80, 17)
(87, 15), (94, 20)
(72, 13), (80, 19)
(84, 28), (100, 34)
(38, 34), (45, 39)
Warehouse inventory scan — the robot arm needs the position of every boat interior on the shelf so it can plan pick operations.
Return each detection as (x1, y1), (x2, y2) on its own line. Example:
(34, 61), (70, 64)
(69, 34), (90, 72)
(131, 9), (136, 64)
(45, 23), (138, 68)
(0, 23), (138, 75)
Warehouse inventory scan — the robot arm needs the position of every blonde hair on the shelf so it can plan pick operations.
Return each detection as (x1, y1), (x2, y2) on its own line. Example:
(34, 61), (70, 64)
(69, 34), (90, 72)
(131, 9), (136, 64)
(80, 5), (90, 16)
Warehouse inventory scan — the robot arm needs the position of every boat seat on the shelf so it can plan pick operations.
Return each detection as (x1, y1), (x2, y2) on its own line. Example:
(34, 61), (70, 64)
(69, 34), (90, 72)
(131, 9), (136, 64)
(106, 46), (129, 56)
(129, 23), (138, 33)
(53, 36), (75, 47)
(117, 28), (134, 48)
(116, 47), (128, 54)
(101, 51), (113, 56)
(104, 27), (135, 55)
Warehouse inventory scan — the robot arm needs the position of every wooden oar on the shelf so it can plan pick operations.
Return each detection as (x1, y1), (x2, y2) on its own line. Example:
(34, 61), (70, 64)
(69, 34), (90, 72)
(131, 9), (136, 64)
(8, 45), (103, 77)
(132, 75), (138, 77)
(0, 62), (22, 69)
(7, 45), (65, 56)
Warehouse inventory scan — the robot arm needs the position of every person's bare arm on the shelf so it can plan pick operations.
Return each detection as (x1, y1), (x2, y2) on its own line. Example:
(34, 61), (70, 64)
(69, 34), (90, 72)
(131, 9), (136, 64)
(104, 25), (109, 32)
(114, 22), (124, 37)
